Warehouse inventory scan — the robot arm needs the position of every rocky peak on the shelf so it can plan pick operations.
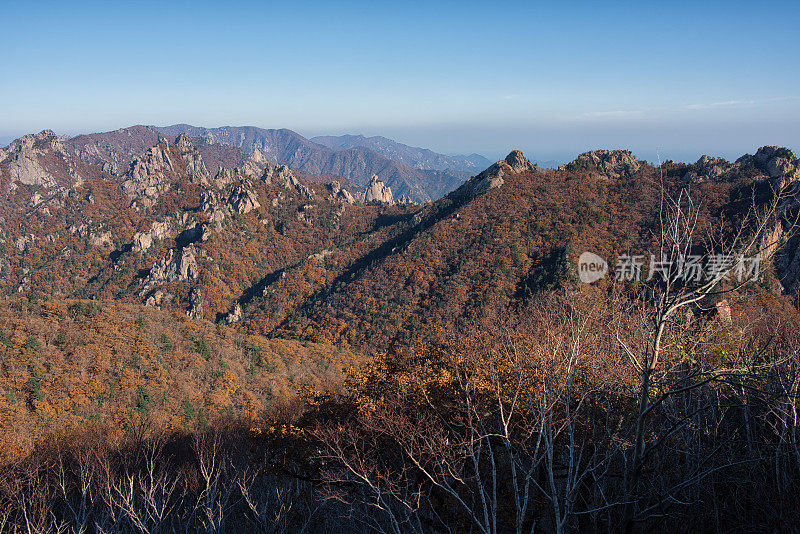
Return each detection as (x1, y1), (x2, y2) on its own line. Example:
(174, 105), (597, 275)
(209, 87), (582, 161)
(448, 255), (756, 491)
(363, 175), (394, 205)
(737, 146), (799, 188)
(562, 149), (641, 178)
(262, 163), (315, 198)
(122, 142), (176, 208)
(0, 130), (70, 191)
(504, 150), (536, 174)
(174, 133), (210, 186)
(238, 147), (268, 177)
(453, 149), (535, 198)
(175, 132), (192, 152)
(2, 130), (63, 155)
(262, 163), (297, 188)
(683, 155), (732, 183)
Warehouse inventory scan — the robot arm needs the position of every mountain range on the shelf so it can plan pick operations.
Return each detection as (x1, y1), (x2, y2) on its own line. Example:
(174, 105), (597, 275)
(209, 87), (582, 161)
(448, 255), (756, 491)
(2, 122), (799, 347)
(152, 124), (479, 201)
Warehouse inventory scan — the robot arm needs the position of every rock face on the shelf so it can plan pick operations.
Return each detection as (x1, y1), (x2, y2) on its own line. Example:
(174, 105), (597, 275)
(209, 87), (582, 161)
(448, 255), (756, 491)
(122, 135), (212, 208)
(238, 146), (268, 177)
(175, 133), (210, 186)
(363, 175), (394, 205)
(503, 150), (537, 174)
(144, 289), (173, 308)
(261, 163), (296, 187)
(561, 150), (641, 178)
(228, 183), (261, 214)
(122, 140), (176, 208)
(455, 150), (536, 198)
(260, 163), (316, 198)
(397, 194), (419, 205)
(132, 219), (179, 253)
(0, 130), (69, 191)
(740, 147), (800, 295)
(200, 191), (227, 228)
(142, 245), (199, 293)
(326, 181), (356, 204)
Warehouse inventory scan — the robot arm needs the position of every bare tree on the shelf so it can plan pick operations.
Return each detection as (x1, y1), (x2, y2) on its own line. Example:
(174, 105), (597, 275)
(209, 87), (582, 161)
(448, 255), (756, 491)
(612, 176), (800, 531)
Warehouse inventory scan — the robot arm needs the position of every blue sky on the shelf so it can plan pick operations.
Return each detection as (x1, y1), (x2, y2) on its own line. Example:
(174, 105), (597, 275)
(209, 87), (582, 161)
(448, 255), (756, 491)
(1, 0), (798, 163)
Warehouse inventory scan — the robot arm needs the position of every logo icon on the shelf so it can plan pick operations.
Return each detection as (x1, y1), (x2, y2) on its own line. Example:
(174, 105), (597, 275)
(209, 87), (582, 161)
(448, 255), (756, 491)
(578, 251), (608, 283)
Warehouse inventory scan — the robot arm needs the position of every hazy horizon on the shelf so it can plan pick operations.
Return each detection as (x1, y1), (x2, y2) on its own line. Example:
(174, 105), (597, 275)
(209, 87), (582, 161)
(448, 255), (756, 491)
(2, 0), (798, 164)
(2, 119), (797, 168)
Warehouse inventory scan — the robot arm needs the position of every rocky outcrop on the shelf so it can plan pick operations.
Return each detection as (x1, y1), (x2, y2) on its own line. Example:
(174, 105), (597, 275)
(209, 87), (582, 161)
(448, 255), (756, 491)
(261, 163), (316, 199)
(214, 167), (237, 189)
(224, 303), (243, 324)
(132, 218), (181, 253)
(144, 289), (172, 308)
(238, 146), (268, 177)
(561, 150), (641, 179)
(175, 133), (210, 186)
(266, 164), (316, 198)
(454, 150), (536, 198)
(228, 183), (261, 214)
(262, 163), (296, 188)
(363, 175), (394, 205)
(0, 130), (69, 191)
(187, 287), (203, 319)
(397, 194), (419, 206)
(89, 231), (115, 249)
(176, 246), (199, 280)
(200, 191), (227, 228)
(141, 245), (199, 295)
(683, 155), (733, 183)
(15, 235), (35, 253)
(741, 147), (800, 295)
(309, 248), (334, 261)
(122, 140), (175, 208)
(326, 181), (356, 204)
(737, 146), (800, 189)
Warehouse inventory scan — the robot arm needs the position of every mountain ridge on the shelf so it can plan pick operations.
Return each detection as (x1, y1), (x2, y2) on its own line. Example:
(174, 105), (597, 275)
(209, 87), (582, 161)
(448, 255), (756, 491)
(153, 125), (460, 202)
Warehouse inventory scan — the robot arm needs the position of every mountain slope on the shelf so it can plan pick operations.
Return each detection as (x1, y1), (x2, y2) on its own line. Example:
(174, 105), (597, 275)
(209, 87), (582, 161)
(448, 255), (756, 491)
(4, 126), (800, 356)
(235, 146), (800, 351)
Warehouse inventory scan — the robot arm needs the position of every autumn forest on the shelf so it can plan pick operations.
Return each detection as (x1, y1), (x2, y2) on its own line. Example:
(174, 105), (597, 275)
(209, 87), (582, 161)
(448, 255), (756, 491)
(0, 126), (799, 533)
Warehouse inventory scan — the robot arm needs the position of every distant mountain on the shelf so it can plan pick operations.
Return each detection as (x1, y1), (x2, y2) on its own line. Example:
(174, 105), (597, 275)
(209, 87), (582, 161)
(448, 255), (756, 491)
(310, 133), (491, 173)
(67, 124), (161, 174)
(154, 125), (480, 202)
(152, 125), (434, 201)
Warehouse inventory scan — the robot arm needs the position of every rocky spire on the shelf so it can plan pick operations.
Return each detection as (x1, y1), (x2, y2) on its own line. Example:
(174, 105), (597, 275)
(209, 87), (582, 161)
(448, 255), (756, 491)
(174, 133), (210, 186)
(362, 175), (394, 205)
